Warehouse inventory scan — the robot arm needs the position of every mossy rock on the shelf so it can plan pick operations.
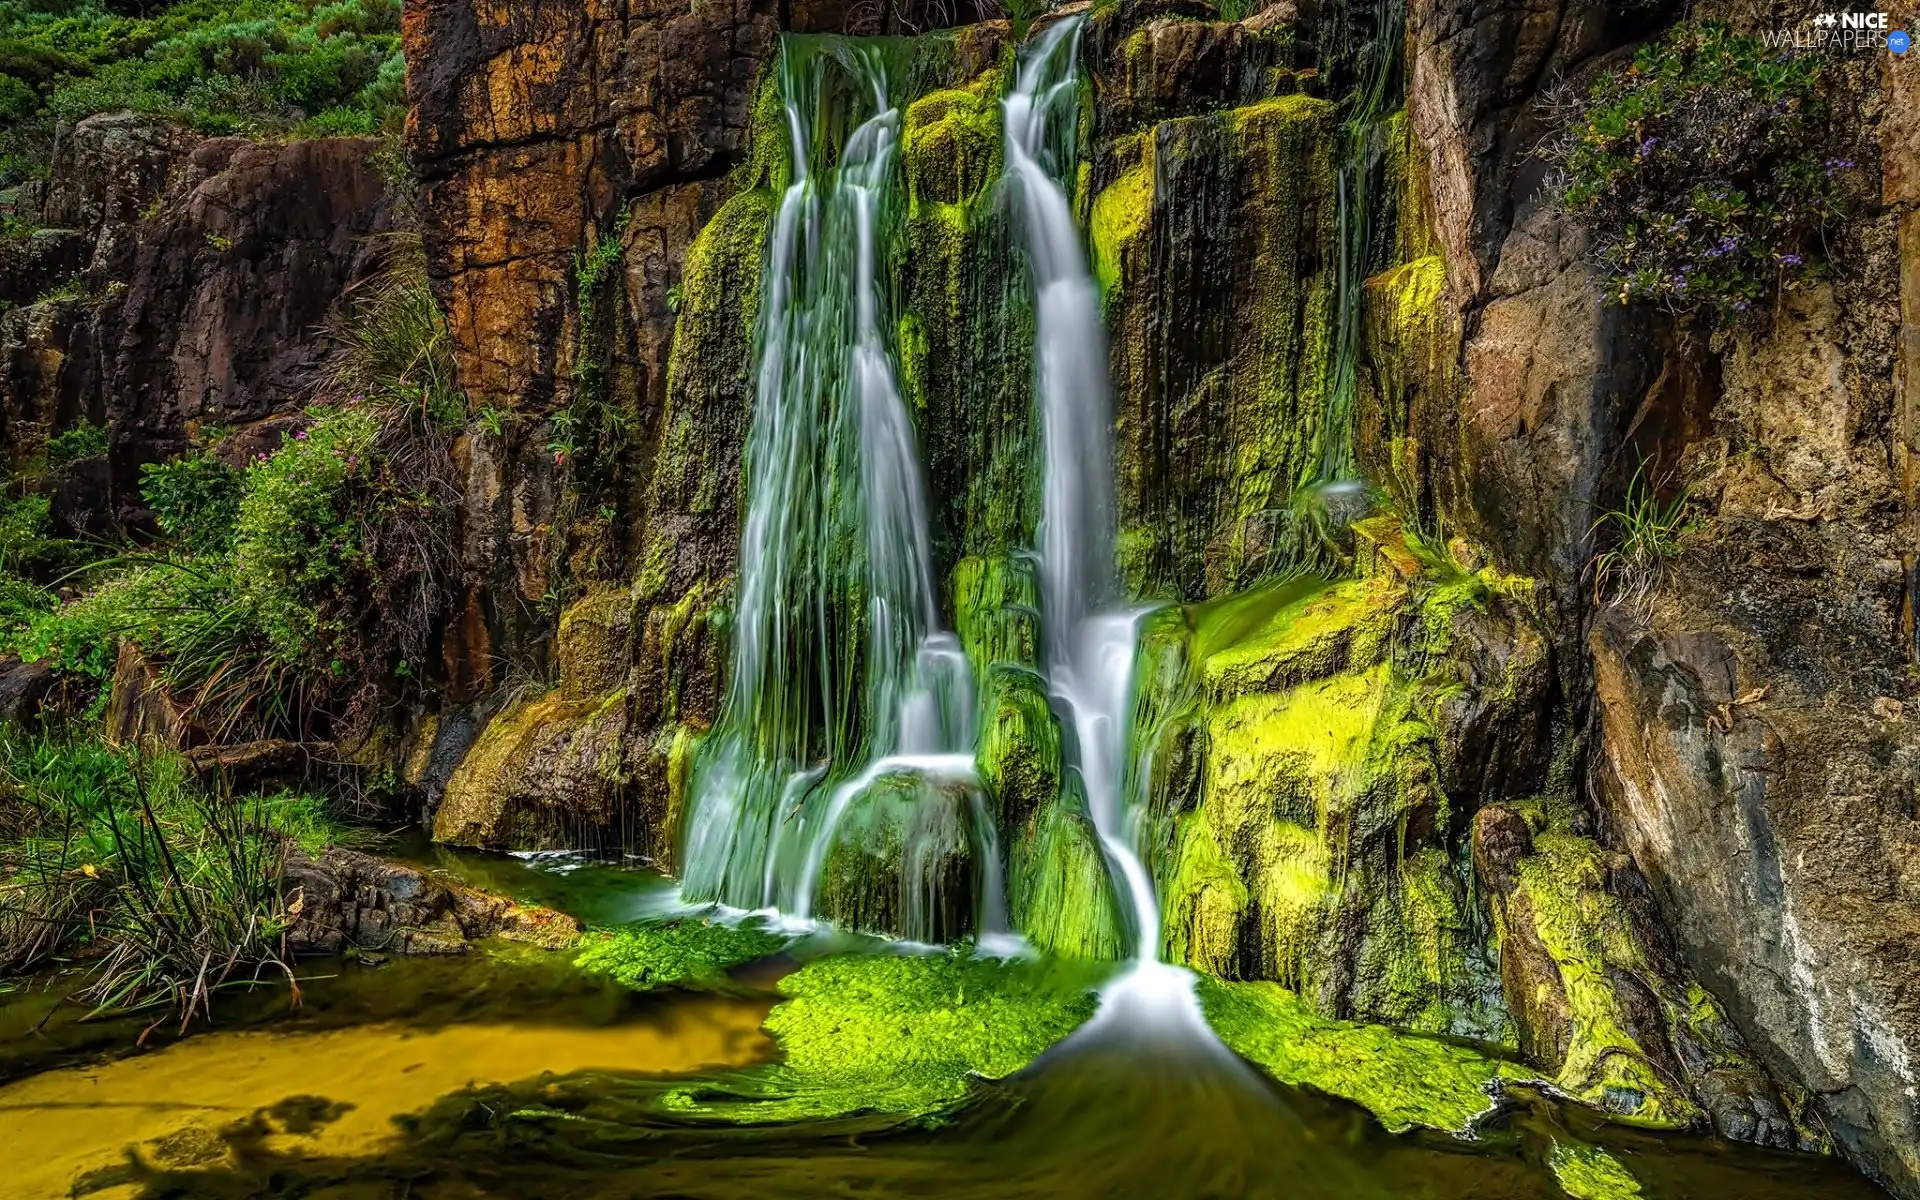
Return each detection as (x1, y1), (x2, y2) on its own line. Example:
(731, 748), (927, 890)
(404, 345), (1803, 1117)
(1198, 976), (1537, 1134)
(975, 664), (1060, 833)
(433, 688), (631, 850)
(659, 950), (1110, 1124)
(1011, 799), (1127, 961)
(904, 86), (1002, 209)
(1101, 91), (1341, 599)
(817, 771), (979, 944)
(1138, 541), (1536, 1039)
(556, 584), (636, 700)
(1483, 822), (1707, 1129)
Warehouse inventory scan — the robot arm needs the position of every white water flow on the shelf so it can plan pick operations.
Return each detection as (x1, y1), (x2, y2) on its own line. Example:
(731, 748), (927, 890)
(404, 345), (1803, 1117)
(1004, 19), (1164, 973)
(680, 43), (997, 939)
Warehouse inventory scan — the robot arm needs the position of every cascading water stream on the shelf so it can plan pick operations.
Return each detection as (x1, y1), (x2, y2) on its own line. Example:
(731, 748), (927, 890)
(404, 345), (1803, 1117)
(680, 40), (994, 939)
(1003, 19), (1192, 1022)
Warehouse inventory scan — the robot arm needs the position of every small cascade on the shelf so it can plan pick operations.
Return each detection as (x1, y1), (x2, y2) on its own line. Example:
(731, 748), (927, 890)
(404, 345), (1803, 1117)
(680, 38), (992, 941)
(1004, 19), (1161, 967)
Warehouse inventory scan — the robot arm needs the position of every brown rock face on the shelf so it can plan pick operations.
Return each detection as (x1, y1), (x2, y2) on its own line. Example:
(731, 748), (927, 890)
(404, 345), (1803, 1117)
(1389, 0), (1920, 1189)
(1586, 277), (1920, 1190)
(0, 118), (395, 534)
(404, 0), (779, 414)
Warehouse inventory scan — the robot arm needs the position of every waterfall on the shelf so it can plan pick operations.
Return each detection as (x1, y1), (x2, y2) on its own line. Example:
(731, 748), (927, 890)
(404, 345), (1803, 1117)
(679, 39), (987, 939)
(1003, 18), (1161, 965)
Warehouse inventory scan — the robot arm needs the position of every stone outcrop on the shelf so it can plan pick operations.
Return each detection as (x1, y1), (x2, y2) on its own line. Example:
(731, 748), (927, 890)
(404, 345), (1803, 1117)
(1387, 0), (1920, 1190)
(0, 114), (396, 535)
(1586, 280), (1920, 1191)
(284, 847), (581, 955)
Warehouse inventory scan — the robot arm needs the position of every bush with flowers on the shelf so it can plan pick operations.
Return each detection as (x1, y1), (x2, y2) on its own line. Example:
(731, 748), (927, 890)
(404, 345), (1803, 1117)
(1544, 23), (1854, 325)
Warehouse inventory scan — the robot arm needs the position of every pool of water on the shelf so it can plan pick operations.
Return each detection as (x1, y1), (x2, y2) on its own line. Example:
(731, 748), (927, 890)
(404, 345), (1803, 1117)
(0, 848), (1888, 1200)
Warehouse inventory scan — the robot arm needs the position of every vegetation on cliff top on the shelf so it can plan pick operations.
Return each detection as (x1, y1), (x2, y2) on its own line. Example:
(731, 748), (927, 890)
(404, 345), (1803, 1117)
(0, 0), (405, 187)
(1, 248), (462, 743)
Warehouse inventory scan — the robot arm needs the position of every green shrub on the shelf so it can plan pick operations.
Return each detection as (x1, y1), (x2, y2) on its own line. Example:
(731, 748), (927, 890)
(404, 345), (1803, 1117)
(325, 243), (466, 428)
(140, 447), (241, 554)
(0, 0), (406, 187)
(0, 492), (52, 574)
(232, 406), (377, 660)
(44, 419), (106, 467)
(1548, 23), (1852, 324)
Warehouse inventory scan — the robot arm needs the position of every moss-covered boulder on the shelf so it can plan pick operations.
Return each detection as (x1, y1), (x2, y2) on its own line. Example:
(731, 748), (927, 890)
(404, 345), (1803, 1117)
(1143, 533), (1544, 1038)
(431, 688), (630, 850)
(1473, 801), (1797, 1142)
(817, 771), (981, 944)
(1010, 798), (1128, 961)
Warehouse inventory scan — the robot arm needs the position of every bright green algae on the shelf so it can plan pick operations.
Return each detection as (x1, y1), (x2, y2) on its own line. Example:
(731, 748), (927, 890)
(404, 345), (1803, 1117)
(660, 951), (1111, 1123)
(1198, 977), (1535, 1134)
(573, 920), (789, 993)
(1550, 1140), (1647, 1199)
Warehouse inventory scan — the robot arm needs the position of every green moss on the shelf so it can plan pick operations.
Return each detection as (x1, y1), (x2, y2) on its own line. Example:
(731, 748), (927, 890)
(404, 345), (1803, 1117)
(1196, 574), (1401, 698)
(976, 665), (1060, 832)
(1507, 832), (1703, 1128)
(1199, 977), (1533, 1133)
(1549, 1140), (1646, 1200)
(1011, 801), (1126, 961)
(572, 919), (788, 993)
(1159, 812), (1249, 975)
(903, 86), (1003, 210)
(948, 554), (1040, 674)
(659, 724), (705, 871)
(1089, 156), (1152, 296)
(663, 951), (1109, 1123)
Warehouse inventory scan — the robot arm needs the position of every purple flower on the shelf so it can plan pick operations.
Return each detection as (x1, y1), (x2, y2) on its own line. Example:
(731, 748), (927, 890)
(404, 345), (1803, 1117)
(294, 429), (307, 440)
(1780, 253), (1803, 267)
(1636, 137), (1657, 156)
(347, 455), (359, 467)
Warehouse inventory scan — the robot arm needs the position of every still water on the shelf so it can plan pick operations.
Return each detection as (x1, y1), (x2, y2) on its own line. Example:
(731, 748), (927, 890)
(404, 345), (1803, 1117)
(0, 851), (1887, 1200)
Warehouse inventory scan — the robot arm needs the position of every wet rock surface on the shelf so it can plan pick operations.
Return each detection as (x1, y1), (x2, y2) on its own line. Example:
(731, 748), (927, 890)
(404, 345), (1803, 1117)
(284, 847), (581, 956)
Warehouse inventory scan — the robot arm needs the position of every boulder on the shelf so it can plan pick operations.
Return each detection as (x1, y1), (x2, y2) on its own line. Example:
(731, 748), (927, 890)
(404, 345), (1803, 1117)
(283, 847), (580, 956)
